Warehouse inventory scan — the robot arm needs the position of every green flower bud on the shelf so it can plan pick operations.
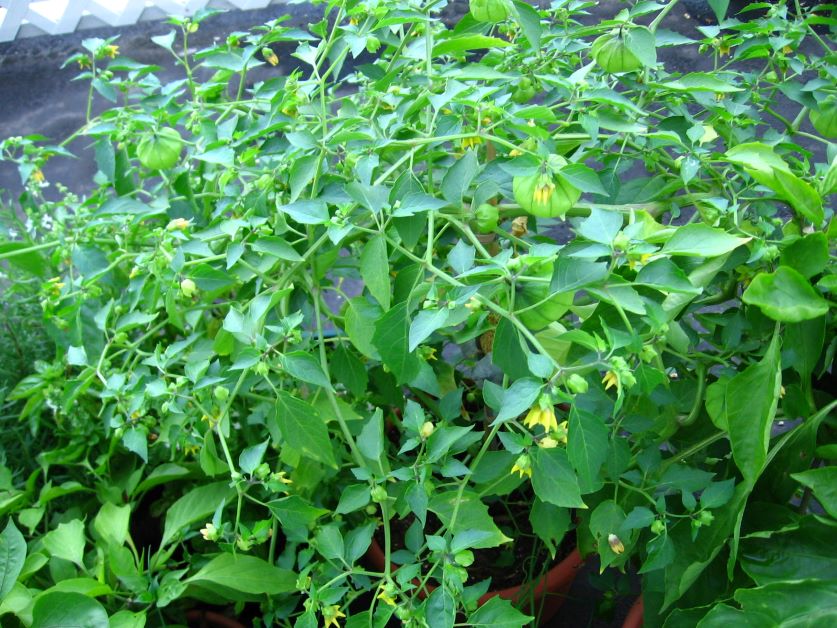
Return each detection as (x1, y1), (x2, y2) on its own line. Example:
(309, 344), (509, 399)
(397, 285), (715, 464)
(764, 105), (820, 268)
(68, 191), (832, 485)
(567, 373), (589, 394)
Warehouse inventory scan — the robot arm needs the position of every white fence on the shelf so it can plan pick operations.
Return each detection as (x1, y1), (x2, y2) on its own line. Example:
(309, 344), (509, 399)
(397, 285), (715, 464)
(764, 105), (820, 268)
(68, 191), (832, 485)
(0, 0), (289, 42)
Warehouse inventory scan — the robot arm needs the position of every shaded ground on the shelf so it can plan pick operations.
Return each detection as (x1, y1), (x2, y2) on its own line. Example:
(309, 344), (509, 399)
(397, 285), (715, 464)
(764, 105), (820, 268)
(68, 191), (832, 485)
(0, 2), (826, 626)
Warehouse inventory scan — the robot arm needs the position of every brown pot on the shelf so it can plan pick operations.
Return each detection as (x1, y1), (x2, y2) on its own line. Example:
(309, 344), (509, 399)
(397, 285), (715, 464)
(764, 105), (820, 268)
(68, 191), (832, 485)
(186, 609), (246, 628)
(623, 597), (644, 628)
(366, 538), (583, 625)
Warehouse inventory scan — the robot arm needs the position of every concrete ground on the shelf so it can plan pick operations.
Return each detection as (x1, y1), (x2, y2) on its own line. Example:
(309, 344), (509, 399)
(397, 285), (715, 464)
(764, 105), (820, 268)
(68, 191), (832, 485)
(0, 1), (825, 626)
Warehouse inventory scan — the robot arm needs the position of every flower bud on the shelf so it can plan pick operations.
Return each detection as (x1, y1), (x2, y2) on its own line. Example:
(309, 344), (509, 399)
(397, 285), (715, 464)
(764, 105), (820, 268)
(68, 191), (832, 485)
(420, 421), (435, 439)
(213, 385), (230, 401)
(567, 374), (589, 394)
(607, 533), (625, 554)
(370, 485), (388, 503)
(180, 278), (197, 298)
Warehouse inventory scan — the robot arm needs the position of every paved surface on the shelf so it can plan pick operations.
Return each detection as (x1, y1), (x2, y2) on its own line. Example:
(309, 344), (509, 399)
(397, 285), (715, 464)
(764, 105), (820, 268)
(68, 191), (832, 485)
(0, 2), (824, 626)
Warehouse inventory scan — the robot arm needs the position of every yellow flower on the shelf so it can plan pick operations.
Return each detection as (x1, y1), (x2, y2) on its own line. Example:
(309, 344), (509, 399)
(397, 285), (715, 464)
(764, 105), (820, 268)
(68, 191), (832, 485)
(461, 135), (483, 150)
(607, 533), (624, 554)
(103, 44), (119, 58)
(349, 16), (359, 25)
(554, 420), (568, 444)
(602, 370), (619, 391)
(166, 217), (192, 231)
(377, 589), (397, 607)
(322, 605), (346, 628)
(262, 48), (279, 66)
(539, 436), (559, 449)
(31, 168), (45, 183)
(273, 471), (293, 485)
(511, 454), (532, 479)
(523, 405), (559, 433)
(509, 148), (523, 157)
(199, 523), (218, 541)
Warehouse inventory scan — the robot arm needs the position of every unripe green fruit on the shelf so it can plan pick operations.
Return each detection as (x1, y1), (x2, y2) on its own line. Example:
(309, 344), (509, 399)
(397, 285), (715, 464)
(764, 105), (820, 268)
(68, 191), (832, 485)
(512, 77), (537, 104)
(469, 0), (511, 23)
(180, 278), (197, 297)
(370, 485), (388, 503)
(213, 386), (230, 401)
(809, 96), (837, 138)
(137, 127), (183, 170)
(474, 203), (499, 233)
(513, 172), (580, 218)
(365, 35), (381, 54)
(591, 30), (643, 73)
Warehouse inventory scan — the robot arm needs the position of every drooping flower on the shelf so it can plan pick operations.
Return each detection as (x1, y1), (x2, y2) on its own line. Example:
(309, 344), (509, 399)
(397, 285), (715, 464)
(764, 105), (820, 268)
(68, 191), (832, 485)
(523, 405), (559, 433)
(602, 370), (619, 391)
(511, 454), (532, 479)
(607, 533), (624, 554)
(200, 523), (219, 541)
(322, 604), (346, 628)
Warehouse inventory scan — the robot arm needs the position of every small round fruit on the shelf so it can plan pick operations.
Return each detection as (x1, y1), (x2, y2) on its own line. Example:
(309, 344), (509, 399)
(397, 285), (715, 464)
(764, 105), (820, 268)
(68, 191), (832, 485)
(474, 203), (499, 233)
(591, 30), (643, 73)
(809, 96), (837, 138)
(512, 77), (537, 104)
(137, 128), (184, 170)
(469, 0), (511, 23)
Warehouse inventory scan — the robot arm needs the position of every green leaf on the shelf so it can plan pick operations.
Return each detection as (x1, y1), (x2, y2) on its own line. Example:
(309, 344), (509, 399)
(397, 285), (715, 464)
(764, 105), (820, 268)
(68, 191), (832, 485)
(344, 297), (382, 360)
(662, 224), (750, 257)
(636, 258), (700, 294)
(493, 378), (542, 423)
(330, 346), (368, 398)
(371, 302), (421, 384)
(791, 467), (837, 519)
(273, 391), (337, 468)
(707, 0), (730, 21)
(315, 524), (345, 561)
(625, 26), (657, 67)
(409, 309), (450, 352)
(278, 199), (329, 225)
(335, 485), (371, 514)
(550, 258), (608, 292)
(194, 146), (235, 166)
(568, 406), (609, 493)
(469, 595), (534, 627)
(529, 499), (570, 558)
(576, 207), (623, 245)
(772, 168), (824, 225)
(122, 427), (148, 463)
(43, 519), (85, 568)
(358, 410), (384, 463)
(531, 447), (585, 508)
(161, 481), (234, 547)
(723, 580), (837, 626)
(31, 591), (108, 628)
(93, 502), (130, 548)
(268, 496), (329, 542)
(433, 35), (511, 56)
(426, 586), (455, 628)
(288, 153), (319, 202)
(251, 236), (302, 262)
(589, 501), (628, 571)
(512, 1), (541, 51)
(430, 491), (512, 549)
(360, 234), (391, 310)
(0, 519), (26, 600)
(722, 334), (781, 486)
(492, 319), (531, 381)
(440, 150), (478, 205)
(660, 73), (743, 92)
(186, 553), (296, 595)
(784, 316), (825, 382)
(740, 519), (837, 585)
(742, 266), (829, 322)
(281, 351), (332, 389)
(780, 233), (829, 279)
(559, 163), (608, 196)
(239, 439), (269, 475)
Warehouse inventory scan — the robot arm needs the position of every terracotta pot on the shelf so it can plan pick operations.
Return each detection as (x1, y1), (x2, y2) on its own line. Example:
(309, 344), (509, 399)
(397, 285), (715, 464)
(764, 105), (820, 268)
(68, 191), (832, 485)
(623, 597), (644, 628)
(186, 609), (246, 628)
(366, 538), (583, 625)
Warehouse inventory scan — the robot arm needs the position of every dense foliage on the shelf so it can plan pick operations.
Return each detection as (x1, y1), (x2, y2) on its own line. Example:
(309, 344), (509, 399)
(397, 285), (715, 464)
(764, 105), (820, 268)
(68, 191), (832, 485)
(0, 0), (835, 626)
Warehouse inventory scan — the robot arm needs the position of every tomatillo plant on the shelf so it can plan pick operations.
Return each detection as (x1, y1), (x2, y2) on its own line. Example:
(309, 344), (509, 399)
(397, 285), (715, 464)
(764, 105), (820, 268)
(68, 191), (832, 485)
(0, 1), (835, 627)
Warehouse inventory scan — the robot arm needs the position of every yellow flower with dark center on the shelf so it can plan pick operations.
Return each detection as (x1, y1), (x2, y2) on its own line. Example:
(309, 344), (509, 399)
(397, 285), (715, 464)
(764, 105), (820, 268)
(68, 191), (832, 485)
(323, 605), (346, 628)
(523, 405), (559, 432)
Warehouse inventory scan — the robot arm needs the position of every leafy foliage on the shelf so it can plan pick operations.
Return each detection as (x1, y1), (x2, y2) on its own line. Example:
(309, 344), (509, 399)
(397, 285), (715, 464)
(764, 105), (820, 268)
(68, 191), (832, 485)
(0, 1), (835, 626)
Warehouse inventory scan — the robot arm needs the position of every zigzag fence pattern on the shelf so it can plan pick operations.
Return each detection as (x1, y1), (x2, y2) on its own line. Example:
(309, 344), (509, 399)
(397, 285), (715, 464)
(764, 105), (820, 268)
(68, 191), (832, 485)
(0, 0), (288, 42)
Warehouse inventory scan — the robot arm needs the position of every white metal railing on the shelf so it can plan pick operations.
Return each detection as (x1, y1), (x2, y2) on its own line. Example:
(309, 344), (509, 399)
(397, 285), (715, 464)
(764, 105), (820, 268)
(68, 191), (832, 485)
(0, 0), (289, 42)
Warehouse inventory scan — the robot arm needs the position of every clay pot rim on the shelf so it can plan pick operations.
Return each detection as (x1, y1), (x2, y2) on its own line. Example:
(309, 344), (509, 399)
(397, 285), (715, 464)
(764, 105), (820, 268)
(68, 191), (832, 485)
(623, 596), (644, 628)
(365, 536), (583, 605)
